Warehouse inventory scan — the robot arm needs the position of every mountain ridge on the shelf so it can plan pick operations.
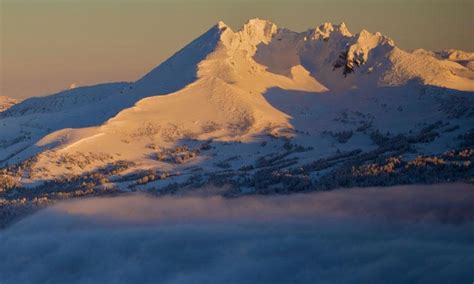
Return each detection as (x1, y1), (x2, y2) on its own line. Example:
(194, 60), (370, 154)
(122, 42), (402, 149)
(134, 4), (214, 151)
(0, 18), (473, 203)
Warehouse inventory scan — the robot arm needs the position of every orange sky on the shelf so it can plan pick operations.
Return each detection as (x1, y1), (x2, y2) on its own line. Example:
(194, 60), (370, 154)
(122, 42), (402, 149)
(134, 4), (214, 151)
(1, 0), (473, 100)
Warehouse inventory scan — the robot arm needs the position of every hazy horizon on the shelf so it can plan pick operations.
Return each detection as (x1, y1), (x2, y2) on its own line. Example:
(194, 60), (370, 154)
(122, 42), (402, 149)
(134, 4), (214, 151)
(1, 0), (473, 100)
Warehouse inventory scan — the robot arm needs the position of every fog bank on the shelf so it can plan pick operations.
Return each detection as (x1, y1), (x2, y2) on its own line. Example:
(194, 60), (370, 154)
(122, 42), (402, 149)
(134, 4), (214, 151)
(1, 183), (473, 283)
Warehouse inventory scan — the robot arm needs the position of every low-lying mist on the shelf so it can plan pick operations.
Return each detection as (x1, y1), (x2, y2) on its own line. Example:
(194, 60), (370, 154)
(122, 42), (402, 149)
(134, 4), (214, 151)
(1, 183), (473, 283)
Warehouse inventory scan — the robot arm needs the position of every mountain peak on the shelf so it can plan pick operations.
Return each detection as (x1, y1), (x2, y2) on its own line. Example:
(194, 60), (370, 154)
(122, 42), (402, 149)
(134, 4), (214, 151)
(338, 22), (351, 36)
(241, 18), (278, 44)
(315, 22), (334, 39)
(216, 20), (230, 31)
(244, 18), (277, 29)
(311, 22), (352, 39)
(355, 29), (395, 47)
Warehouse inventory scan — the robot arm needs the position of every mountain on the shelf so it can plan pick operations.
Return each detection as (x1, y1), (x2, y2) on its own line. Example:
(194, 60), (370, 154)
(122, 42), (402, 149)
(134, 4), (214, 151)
(437, 49), (474, 71)
(1, 19), (473, 210)
(0, 96), (18, 112)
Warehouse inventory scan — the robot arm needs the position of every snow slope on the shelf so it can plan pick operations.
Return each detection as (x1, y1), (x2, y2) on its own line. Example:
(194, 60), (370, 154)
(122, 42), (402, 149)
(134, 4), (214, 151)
(0, 96), (18, 112)
(0, 19), (473, 194)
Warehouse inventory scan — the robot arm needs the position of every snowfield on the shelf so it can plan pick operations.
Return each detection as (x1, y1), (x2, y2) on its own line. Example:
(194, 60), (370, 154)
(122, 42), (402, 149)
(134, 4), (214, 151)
(0, 19), (473, 222)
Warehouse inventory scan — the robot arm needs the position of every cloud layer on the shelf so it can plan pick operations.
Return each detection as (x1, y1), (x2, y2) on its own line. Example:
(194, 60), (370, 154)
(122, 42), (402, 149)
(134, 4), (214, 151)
(1, 183), (473, 283)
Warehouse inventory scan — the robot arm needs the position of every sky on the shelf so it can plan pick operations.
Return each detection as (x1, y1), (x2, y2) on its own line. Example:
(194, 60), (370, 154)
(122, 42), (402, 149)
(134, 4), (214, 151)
(1, 0), (473, 100)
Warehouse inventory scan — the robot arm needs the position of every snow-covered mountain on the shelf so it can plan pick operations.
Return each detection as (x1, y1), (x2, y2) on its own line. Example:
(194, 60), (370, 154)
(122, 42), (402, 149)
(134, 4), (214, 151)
(1, 19), (473, 211)
(437, 49), (474, 71)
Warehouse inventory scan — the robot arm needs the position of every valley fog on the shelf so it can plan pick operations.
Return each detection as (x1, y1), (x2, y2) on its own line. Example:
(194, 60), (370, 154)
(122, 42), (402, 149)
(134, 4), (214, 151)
(1, 183), (473, 284)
